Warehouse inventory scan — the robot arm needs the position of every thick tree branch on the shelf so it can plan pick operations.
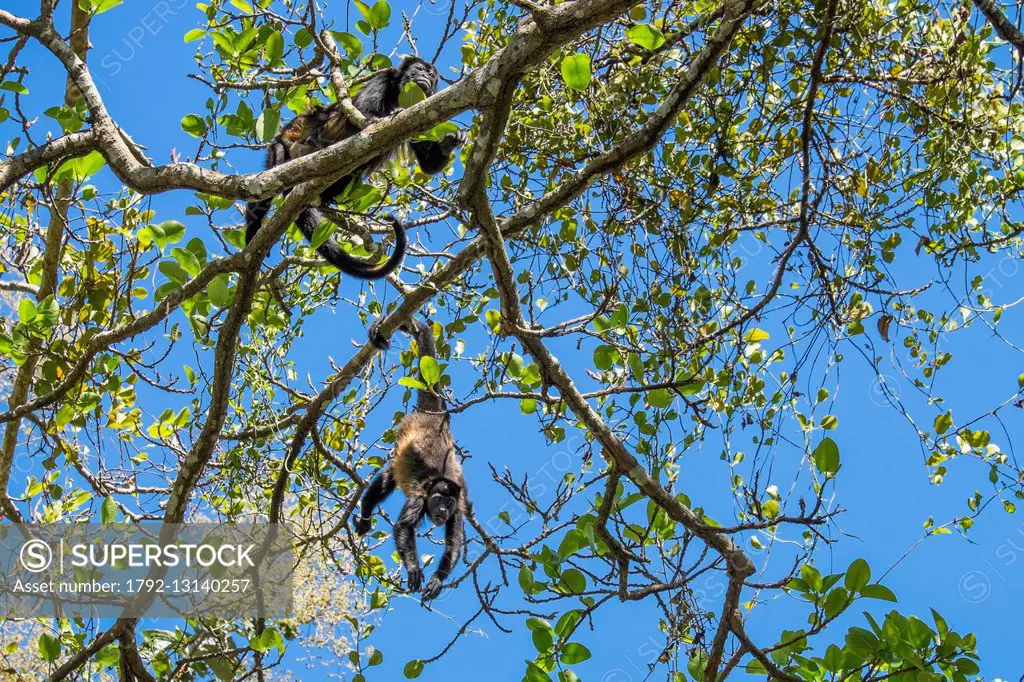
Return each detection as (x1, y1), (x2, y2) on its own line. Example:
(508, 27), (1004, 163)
(0, 0), (643, 201)
(0, 129), (98, 194)
(973, 0), (1024, 56)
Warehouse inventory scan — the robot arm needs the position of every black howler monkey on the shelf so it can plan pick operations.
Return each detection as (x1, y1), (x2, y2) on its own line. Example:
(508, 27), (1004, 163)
(355, 318), (467, 600)
(244, 56), (467, 279)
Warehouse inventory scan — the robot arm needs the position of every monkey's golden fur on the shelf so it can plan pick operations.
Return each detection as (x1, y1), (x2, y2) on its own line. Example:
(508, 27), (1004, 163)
(392, 411), (463, 498)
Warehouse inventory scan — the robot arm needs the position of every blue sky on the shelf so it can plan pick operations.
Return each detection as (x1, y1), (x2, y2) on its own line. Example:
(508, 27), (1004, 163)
(6, 0), (1024, 679)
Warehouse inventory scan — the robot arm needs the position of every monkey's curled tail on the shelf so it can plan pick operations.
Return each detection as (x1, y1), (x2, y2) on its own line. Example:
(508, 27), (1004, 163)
(297, 210), (407, 280)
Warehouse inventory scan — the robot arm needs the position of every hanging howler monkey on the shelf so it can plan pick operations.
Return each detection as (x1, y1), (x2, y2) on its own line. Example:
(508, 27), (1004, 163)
(244, 56), (467, 279)
(354, 318), (467, 600)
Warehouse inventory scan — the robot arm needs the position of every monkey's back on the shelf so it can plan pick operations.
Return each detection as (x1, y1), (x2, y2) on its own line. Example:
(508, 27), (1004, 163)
(393, 411), (461, 496)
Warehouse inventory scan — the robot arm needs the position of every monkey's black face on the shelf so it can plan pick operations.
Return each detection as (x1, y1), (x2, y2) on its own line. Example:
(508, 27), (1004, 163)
(401, 58), (440, 97)
(426, 479), (460, 526)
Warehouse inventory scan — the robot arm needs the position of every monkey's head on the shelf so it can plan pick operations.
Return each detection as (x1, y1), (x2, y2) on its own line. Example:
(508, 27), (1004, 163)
(398, 56), (440, 97)
(426, 478), (460, 526)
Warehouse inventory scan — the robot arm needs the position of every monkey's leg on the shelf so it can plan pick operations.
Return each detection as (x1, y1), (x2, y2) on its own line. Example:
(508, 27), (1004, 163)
(423, 509), (465, 600)
(353, 465), (396, 535)
(393, 497), (426, 592)
(409, 131), (467, 175)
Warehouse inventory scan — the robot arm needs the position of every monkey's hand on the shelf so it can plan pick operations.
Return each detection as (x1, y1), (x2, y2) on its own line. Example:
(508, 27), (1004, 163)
(422, 575), (444, 601)
(440, 130), (468, 155)
(406, 566), (423, 593)
(368, 318), (390, 351)
(353, 516), (372, 535)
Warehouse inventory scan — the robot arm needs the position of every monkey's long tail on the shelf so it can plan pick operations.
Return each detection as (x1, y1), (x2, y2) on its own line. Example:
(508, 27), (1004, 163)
(368, 317), (446, 412)
(405, 318), (445, 413)
(298, 209), (406, 280)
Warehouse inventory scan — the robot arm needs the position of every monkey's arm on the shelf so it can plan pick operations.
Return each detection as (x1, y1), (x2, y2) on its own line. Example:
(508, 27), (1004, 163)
(353, 465), (396, 535)
(409, 131), (468, 175)
(394, 497), (426, 592)
(422, 509), (465, 600)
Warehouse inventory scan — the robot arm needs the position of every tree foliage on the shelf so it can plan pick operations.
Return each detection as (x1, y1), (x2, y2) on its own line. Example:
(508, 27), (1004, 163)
(1, 0), (1018, 677)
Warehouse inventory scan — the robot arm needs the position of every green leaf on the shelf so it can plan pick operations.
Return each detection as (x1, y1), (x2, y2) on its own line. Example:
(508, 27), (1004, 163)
(520, 399), (538, 414)
(139, 220), (186, 250)
(557, 529), (586, 558)
(687, 648), (709, 681)
(646, 388), (673, 408)
(249, 628), (284, 654)
(554, 610), (581, 638)
(264, 30), (284, 65)
(353, 0), (373, 23)
(100, 497), (118, 524)
(256, 107), (281, 143)
(0, 81), (28, 94)
(627, 353), (645, 382)
(745, 327), (770, 342)
(860, 583), (898, 601)
(419, 356), (440, 386)
(524, 661), (551, 682)
(560, 569), (586, 594)
(504, 353), (524, 377)
(823, 586), (849, 617)
(95, 644), (119, 667)
(398, 377), (428, 391)
(532, 627), (554, 653)
(800, 563), (823, 592)
(560, 53), (591, 91)
(403, 660), (424, 678)
(18, 299), (36, 324)
(38, 634), (61, 662)
(559, 642), (591, 665)
(845, 627), (879, 656)
(309, 219), (336, 250)
(398, 81), (428, 108)
(69, 151), (106, 180)
(845, 558), (871, 591)
(81, 0), (124, 14)
(812, 437), (840, 474)
(934, 410), (953, 435)
(593, 344), (618, 370)
(171, 247), (201, 278)
(518, 565), (535, 593)
(159, 261), (190, 286)
(330, 31), (363, 58)
(364, 0), (390, 29)
(625, 24), (666, 50)
(183, 28), (205, 42)
(181, 114), (207, 137)
(208, 275), (231, 308)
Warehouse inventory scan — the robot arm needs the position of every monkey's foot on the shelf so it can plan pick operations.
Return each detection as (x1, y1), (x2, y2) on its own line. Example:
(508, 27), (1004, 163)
(422, 576), (444, 601)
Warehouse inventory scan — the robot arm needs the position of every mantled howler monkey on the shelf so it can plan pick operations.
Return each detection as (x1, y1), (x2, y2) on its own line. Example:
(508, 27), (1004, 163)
(355, 317), (467, 600)
(244, 56), (467, 279)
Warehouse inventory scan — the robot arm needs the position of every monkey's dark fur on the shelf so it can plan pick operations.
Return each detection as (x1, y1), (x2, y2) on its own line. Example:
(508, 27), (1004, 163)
(355, 318), (467, 600)
(244, 56), (467, 279)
